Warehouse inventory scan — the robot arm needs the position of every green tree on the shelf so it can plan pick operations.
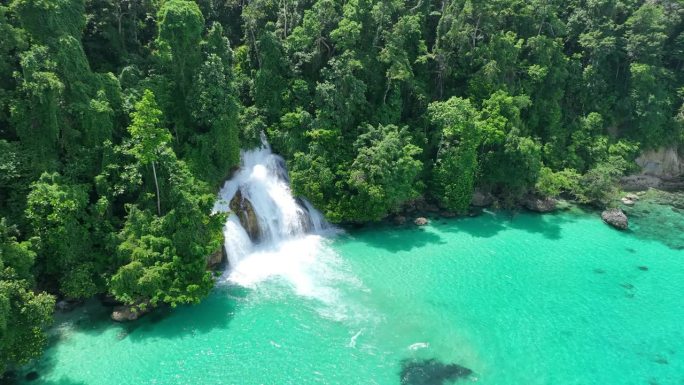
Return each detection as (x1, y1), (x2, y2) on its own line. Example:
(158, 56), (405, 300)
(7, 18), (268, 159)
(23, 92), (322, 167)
(186, 23), (241, 184)
(344, 124), (423, 221)
(25, 173), (99, 298)
(109, 152), (223, 308)
(428, 97), (483, 213)
(126, 89), (171, 216)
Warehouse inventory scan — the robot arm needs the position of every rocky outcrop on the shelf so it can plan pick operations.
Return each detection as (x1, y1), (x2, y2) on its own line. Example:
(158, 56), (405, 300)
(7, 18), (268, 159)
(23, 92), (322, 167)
(414, 217), (428, 226)
(622, 147), (684, 191)
(620, 174), (663, 191)
(393, 215), (407, 225)
(206, 245), (226, 269)
(471, 190), (494, 207)
(55, 299), (80, 313)
(601, 208), (628, 230)
(522, 195), (557, 213)
(111, 303), (149, 322)
(636, 147), (683, 178)
(230, 190), (261, 241)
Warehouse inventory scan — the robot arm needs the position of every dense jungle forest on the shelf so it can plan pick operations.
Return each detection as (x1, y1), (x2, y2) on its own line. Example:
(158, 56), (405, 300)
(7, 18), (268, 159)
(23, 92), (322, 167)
(0, 0), (682, 375)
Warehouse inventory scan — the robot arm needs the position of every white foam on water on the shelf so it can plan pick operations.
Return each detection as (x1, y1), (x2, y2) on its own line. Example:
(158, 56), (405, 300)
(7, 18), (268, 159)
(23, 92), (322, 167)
(408, 342), (430, 351)
(213, 138), (369, 325)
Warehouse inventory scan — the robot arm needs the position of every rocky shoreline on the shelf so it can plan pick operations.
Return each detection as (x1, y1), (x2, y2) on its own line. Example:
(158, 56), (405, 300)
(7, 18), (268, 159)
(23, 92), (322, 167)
(381, 186), (683, 237)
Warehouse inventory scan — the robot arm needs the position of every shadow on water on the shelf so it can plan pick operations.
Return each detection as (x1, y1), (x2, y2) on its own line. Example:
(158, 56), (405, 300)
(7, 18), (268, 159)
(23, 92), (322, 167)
(48, 285), (248, 343)
(9, 285), (250, 384)
(348, 224), (446, 252)
(440, 211), (508, 238)
(506, 211), (579, 240)
(1, 371), (87, 385)
(440, 209), (579, 240)
(5, 354), (63, 385)
(124, 285), (248, 342)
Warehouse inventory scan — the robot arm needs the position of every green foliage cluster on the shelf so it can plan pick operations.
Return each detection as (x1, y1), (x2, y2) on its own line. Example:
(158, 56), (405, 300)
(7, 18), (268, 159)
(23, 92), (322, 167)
(0, 0), (682, 375)
(227, 0), (682, 220)
(0, 0), (237, 374)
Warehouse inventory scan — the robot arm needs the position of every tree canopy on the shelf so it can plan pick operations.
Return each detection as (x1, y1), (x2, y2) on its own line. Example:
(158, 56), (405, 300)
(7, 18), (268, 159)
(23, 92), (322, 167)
(0, 0), (682, 376)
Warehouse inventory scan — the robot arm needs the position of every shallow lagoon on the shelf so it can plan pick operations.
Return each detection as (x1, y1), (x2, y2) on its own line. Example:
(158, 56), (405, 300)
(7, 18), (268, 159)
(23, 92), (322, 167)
(18, 206), (684, 385)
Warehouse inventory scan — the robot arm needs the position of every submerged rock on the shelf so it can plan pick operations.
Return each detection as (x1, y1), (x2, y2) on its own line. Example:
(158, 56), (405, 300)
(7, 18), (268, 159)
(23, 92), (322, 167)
(400, 359), (472, 385)
(522, 194), (557, 213)
(414, 217), (429, 226)
(601, 208), (628, 230)
(230, 190), (261, 242)
(25, 371), (39, 382)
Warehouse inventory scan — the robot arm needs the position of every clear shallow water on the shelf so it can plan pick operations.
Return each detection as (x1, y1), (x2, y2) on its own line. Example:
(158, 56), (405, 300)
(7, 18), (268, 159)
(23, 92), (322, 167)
(18, 208), (684, 385)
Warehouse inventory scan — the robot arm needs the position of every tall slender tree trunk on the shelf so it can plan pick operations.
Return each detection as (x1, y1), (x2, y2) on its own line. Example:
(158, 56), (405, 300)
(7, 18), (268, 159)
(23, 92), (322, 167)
(152, 161), (161, 216)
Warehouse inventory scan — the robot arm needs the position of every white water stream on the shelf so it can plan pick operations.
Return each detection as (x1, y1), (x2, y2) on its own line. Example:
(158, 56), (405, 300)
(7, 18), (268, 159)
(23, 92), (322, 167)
(212, 140), (336, 296)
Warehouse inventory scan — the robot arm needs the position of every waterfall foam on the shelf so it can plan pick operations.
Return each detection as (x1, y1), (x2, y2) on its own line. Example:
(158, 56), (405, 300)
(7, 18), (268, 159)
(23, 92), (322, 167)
(213, 139), (335, 291)
(213, 139), (376, 325)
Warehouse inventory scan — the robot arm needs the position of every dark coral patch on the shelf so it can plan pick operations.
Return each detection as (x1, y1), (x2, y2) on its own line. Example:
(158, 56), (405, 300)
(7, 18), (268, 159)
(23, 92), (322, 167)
(400, 359), (472, 385)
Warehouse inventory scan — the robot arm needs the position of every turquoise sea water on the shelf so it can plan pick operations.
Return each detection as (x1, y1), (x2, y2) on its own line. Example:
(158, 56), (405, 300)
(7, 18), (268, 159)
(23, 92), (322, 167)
(17, 207), (684, 385)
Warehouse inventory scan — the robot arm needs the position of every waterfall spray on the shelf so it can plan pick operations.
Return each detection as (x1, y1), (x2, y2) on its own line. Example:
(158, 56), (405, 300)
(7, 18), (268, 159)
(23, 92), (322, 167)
(213, 139), (333, 290)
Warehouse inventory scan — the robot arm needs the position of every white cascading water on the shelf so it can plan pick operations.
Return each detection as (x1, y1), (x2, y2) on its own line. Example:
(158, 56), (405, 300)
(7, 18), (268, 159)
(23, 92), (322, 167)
(213, 138), (342, 297)
(213, 138), (379, 329)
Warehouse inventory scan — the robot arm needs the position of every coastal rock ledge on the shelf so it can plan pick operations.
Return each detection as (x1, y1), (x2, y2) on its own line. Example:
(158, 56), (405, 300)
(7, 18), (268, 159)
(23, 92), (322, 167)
(112, 304), (149, 322)
(522, 195), (557, 213)
(601, 208), (628, 230)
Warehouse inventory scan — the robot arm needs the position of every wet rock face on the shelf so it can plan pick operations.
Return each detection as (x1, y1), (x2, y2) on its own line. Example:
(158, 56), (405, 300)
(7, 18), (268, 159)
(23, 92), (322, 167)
(206, 245), (226, 270)
(230, 190), (261, 242)
(522, 194), (557, 213)
(635, 147), (683, 178)
(471, 190), (494, 207)
(400, 359), (473, 385)
(601, 208), (629, 230)
(393, 215), (407, 225)
(295, 197), (314, 232)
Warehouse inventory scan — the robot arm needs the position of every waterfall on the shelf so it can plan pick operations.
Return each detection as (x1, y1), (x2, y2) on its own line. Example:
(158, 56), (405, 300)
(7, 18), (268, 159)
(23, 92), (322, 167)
(213, 139), (333, 289)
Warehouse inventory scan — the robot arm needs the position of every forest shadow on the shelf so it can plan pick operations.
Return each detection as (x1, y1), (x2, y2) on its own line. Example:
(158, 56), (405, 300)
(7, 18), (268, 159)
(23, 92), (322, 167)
(3, 354), (67, 385)
(505, 210), (579, 240)
(0, 372), (87, 385)
(56, 300), (119, 339)
(442, 209), (580, 240)
(124, 285), (248, 342)
(440, 211), (508, 238)
(352, 224), (446, 252)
